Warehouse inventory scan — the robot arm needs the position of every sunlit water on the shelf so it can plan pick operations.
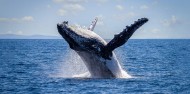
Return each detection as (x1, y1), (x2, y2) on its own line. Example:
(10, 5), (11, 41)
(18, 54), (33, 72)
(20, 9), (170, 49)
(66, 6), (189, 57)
(0, 39), (190, 93)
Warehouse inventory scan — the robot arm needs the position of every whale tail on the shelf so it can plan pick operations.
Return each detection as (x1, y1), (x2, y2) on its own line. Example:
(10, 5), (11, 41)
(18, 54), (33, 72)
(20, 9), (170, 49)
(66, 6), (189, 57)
(101, 18), (149, 59)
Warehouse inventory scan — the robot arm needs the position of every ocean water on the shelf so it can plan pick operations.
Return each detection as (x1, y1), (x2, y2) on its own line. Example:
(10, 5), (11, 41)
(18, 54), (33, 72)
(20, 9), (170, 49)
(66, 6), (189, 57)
(0, 39), (190, 93)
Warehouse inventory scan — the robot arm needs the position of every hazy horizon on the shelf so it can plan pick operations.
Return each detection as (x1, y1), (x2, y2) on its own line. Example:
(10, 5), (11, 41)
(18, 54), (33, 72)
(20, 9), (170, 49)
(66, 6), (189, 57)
(1, 34), (190, 39)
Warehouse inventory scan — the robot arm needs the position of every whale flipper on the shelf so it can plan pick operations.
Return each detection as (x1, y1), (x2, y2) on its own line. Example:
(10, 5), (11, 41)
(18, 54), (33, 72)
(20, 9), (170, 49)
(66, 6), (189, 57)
(101, 18), (148, 59)
(88, 17), (98, 31)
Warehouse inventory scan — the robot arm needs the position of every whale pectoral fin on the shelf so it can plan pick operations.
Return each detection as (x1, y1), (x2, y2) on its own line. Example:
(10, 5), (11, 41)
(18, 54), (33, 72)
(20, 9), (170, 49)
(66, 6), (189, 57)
(101, 18), (149, 59)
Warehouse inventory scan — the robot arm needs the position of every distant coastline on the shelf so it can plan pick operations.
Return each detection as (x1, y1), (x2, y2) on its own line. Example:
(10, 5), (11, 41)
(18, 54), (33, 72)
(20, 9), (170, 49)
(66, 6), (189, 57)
(0, 34), (189, 39)
(0, 34), (62, 39)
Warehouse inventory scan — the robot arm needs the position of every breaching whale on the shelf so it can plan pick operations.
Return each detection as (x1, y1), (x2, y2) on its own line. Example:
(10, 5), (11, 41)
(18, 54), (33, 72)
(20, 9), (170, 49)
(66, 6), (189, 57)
(57, 18), (148, 78)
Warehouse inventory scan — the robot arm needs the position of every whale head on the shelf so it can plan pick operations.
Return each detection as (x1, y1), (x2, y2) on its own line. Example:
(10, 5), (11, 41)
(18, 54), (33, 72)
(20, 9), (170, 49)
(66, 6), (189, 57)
(57, 21), (106, 55)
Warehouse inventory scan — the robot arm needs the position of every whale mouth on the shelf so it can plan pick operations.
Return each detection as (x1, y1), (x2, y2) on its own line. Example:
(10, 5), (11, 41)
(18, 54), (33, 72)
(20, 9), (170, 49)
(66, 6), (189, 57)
(57, 21), (81, 50)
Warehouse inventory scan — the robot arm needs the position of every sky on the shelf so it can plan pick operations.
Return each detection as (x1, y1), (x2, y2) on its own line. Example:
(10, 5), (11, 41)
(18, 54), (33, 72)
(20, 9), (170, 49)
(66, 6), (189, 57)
(0, 0), (189, 39)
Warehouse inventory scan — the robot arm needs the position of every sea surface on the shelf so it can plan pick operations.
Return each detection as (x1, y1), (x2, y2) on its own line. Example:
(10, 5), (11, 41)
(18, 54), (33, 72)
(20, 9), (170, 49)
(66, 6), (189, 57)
(0, 39), (190, 94)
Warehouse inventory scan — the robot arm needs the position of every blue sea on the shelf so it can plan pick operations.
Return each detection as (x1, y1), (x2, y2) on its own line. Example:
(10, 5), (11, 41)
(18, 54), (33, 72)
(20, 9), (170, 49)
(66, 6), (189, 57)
(0, 39), (190, 94)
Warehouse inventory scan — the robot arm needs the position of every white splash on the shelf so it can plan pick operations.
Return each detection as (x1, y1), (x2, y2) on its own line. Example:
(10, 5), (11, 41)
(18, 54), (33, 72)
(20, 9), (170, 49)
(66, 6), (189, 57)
(52, 50), (88, 78)
(51, 49), (131, 78)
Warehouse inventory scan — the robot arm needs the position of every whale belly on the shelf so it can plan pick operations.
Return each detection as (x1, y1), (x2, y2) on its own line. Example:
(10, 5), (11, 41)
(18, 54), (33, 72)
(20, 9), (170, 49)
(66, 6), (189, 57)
(77, 51), (115, 78)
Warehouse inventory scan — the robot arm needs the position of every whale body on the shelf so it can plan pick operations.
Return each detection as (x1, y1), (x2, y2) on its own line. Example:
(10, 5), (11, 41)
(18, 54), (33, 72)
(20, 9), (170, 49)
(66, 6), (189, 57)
(57, 18), (148, 78)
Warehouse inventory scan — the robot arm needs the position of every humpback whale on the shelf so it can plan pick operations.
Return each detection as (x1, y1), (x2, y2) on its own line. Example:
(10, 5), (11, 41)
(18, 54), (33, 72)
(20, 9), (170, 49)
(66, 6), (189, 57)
(57, 18), (148, 78)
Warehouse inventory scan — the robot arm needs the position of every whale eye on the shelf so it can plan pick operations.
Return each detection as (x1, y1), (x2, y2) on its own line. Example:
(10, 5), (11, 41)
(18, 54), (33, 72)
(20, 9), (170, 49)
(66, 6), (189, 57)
(91, 44), (101, 52)
(92, 44), (97, 48)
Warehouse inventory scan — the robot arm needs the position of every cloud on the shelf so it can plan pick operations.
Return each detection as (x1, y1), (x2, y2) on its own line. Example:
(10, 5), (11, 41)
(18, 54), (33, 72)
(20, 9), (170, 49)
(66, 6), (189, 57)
(17, 31), (24, 35)
(116, 5), (124, 10)
(162, 15), (178, 27)
(113, 12), (135, 21)
(58, 9), (67, 16)
(0, 16), (34, 23)
(53, 0), (108, 4)
(151, 28), (160, 33)
(58, 4), (85, 16)
(65, 4), (85, 11)
(22, 16), (34, 21)
(47, 5), (51, 8)
(53, 0), (88, 3)
(140, 5), (149, 10)
(96, 15), (104, 26)
(127, 12), (135, 17)
(152, 0), (159, 5)
(95, 0), (108, 3)
(130, 6), (135, 9)
(53, 0), (64, 3)
(1, 30), (24, 35)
